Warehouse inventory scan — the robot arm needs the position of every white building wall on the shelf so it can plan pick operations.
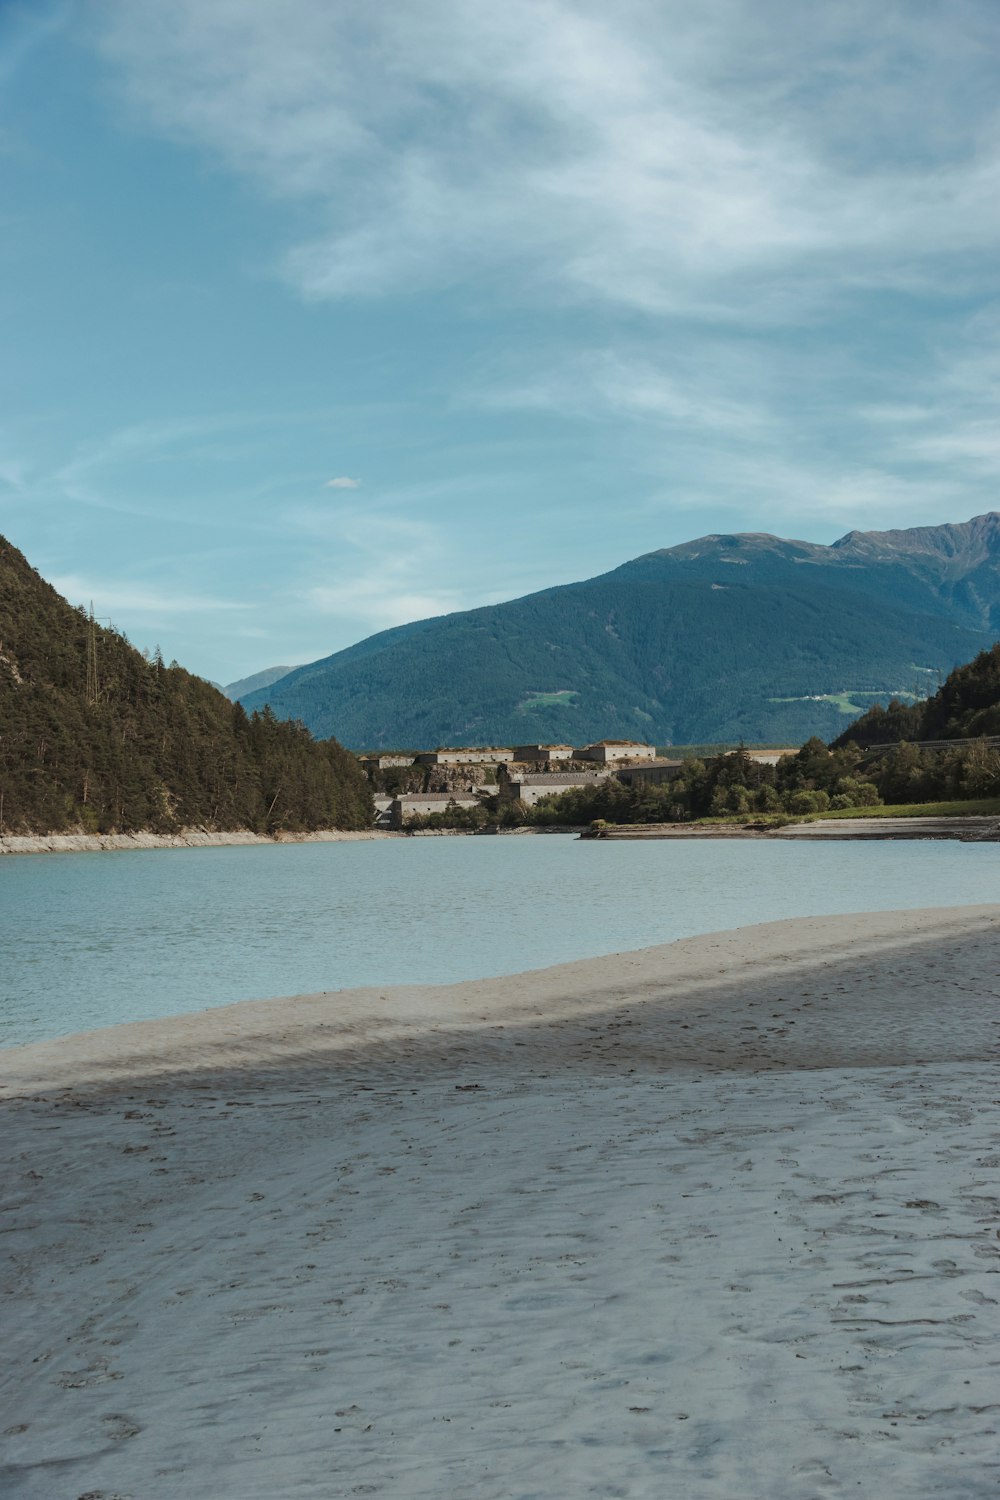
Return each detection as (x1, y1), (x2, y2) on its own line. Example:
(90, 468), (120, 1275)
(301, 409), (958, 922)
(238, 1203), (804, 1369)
(578, 742), (656, 763)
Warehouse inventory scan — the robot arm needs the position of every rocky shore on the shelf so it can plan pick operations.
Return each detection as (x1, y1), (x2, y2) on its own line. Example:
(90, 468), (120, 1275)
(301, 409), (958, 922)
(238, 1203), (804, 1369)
(0, 827), (404, 856)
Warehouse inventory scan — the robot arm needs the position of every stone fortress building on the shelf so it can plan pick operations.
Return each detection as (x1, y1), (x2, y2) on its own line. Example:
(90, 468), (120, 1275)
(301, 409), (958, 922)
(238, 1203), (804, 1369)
(359, 742), (683, 827)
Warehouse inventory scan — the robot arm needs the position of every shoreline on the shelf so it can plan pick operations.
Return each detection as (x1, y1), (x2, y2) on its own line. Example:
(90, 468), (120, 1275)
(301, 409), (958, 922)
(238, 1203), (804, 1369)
(0, 825), (579, 856)
(2, 811), (998, 855)
(0, 826), (406, 856)
(2, 902), (997, 1093)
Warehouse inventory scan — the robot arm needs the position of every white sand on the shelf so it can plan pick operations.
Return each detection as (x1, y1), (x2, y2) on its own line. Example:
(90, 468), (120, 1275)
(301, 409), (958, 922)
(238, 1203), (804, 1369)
(2, 906), (999, 1498)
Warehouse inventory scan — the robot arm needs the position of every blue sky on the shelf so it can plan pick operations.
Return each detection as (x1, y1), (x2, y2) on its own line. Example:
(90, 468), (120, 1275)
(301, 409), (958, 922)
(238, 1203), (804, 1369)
(2, 0), (1000, 684)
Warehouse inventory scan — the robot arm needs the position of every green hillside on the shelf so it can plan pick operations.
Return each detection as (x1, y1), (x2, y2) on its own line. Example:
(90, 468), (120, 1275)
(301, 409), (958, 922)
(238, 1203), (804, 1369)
(241, 514), (1000, 748)
(224, 664), (300, 701)
(834, 641), (1000, 747)
(0, 536), (372, 835)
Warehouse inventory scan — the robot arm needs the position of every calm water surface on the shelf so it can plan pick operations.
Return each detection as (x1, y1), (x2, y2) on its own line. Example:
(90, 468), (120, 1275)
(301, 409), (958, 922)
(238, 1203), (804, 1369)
(0, 835), (997, 1046)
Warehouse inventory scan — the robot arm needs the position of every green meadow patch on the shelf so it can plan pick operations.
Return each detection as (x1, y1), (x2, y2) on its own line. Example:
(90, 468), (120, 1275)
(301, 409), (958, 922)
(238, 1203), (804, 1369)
(518, 689), (580, 713)
(691, 797), (1000, 828)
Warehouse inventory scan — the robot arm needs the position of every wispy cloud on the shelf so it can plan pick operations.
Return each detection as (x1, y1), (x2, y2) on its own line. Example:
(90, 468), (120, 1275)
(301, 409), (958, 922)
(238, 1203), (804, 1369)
(49, 573), (249, 617)
(37, 0), (995, 674)
(308, 580), (460, 630)
(285, 500), (486, 632)
(0, 0), (73, 93)
(27, 411), (366, 526)
(478, 348), (774, 439)
(860, 311), (1000, 480)
(0, 440), (29, 495)
(96, 1), (1000, 315)
(47, 415), (242, 519)
(630, 446), (966, 534)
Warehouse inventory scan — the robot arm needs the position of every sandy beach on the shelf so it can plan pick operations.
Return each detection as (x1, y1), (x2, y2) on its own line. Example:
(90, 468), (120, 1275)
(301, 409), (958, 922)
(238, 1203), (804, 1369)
(2, 905), (999, 1498)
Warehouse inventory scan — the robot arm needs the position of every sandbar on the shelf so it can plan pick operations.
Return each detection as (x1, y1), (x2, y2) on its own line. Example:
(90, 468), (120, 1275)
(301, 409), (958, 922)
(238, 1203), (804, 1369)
(2, 905), (999, 1498)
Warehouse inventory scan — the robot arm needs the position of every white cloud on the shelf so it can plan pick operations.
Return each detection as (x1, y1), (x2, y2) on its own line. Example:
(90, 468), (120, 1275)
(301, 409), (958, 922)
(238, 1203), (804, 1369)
(324, 475), (360, 489)
(96, 1), (1000, 315)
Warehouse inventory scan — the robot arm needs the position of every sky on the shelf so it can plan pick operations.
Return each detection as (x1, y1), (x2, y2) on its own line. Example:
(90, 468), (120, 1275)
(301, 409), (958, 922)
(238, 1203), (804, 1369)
(2, 0), (1000, 685)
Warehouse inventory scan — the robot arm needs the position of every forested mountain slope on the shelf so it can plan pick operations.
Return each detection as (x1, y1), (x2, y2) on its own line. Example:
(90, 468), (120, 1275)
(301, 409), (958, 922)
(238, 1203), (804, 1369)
(224, 665), (299, 701)
(0, 537), (371, 835)
(241, 514), (1000, 748)
(833, 641), (1000, 748)
(622, 512), (1000, 633)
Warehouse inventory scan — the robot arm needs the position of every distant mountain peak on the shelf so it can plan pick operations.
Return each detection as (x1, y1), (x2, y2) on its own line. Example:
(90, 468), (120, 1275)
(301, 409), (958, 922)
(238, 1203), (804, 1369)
(643, 512), (1000, 568)
(224, 664), (300, 701)
(832, 511), (1000, 559)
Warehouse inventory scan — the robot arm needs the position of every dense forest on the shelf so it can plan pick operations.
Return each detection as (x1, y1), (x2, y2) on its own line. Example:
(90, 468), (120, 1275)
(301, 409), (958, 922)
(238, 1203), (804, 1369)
(0, 536), (372, 835)
(242, 513), (1000, 748)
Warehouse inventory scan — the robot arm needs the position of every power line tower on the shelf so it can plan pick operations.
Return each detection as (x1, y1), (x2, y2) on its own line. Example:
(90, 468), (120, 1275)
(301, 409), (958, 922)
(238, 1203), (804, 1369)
(86, 601), (99, 706)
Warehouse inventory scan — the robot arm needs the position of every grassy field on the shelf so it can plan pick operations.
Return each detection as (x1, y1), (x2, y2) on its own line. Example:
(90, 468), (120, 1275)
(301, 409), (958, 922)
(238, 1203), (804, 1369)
(810, 797), (1000, 820)
(689, 797), (1000, 829)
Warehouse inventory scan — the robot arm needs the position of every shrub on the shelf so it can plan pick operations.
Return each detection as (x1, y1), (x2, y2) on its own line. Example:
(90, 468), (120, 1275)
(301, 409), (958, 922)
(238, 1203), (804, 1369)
(787, 788), (831, 815)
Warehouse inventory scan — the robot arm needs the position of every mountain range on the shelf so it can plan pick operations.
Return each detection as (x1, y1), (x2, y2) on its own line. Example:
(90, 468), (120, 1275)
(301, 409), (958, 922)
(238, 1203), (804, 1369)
(239, 513), (1000, 748)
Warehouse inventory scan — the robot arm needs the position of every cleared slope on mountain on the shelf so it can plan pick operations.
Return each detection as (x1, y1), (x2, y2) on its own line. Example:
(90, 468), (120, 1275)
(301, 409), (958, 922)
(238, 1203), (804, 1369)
(242, 522), (996, 746)
(0, 537), (372, 835)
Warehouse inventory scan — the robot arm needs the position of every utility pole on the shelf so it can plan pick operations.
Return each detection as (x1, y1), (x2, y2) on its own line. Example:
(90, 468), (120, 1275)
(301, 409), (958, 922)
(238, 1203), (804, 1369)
(84, 602), (113, 706)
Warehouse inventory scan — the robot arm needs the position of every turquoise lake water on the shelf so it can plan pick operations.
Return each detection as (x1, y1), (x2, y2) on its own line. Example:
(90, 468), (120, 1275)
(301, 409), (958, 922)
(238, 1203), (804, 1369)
(0, 835), (996, 1047)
